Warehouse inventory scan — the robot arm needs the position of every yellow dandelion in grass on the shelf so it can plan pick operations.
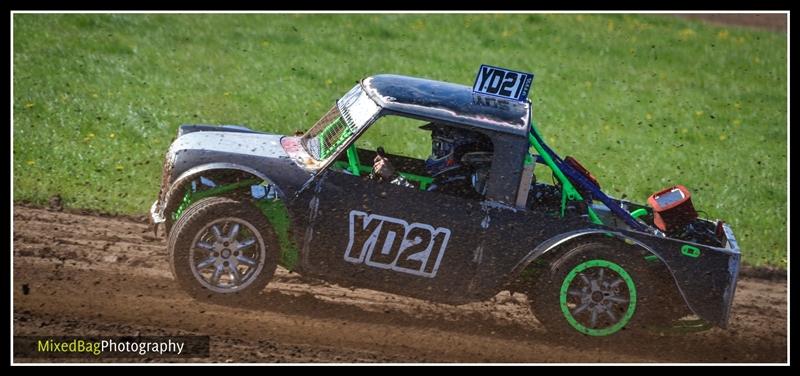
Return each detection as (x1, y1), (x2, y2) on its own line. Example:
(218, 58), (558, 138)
(717, 30), (729, 39)
(678, 28), (696, 39)
(109, 133), (116, 139)
(224, 92), (231, 97)
(695, 110), (704, 117)
(115, 164), (124, 171)
(83, 132), (96, 142)
(26, 160), (35, 166)
(92, 93), (98, 98)
(603, 124), (611, 132)
(24, 103), (34, 109)
(719, 133), (728, 141)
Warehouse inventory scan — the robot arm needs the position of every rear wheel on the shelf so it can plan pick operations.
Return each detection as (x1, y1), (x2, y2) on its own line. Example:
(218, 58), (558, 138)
(168, 197), (278, 303)
(530, 240), (668, 337)
(558, 258), (637, 336)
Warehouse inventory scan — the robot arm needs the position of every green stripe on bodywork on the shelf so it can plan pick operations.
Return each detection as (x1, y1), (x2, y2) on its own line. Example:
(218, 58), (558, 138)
(559, 259), (637, 336)
(170, 178), (299, 271)
(254, 199), (299, 270)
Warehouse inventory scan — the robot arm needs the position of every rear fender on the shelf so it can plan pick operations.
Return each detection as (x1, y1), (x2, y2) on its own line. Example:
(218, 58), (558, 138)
(511, 228), (740, 328)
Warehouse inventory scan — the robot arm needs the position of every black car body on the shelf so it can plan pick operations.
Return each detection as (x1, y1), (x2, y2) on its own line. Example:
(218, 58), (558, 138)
(151, 74), (741, 337)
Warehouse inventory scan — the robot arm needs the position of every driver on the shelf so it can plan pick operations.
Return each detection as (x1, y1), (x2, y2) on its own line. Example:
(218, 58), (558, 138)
(422, 123), (493, 199)
(373, 123), (493, 199)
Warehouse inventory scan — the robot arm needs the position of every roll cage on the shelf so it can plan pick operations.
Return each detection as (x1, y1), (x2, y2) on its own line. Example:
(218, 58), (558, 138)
(304, 74), (653, 234)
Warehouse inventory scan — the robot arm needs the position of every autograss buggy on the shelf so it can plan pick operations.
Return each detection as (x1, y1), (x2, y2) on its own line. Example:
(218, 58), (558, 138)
(150, 69), (740, 337)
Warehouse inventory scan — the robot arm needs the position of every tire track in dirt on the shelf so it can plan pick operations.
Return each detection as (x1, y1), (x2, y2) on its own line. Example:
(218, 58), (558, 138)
(12, 205), (787, 363)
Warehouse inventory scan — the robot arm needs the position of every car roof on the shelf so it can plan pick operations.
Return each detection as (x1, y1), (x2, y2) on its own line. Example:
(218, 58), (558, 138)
(361, 74), (531, 137)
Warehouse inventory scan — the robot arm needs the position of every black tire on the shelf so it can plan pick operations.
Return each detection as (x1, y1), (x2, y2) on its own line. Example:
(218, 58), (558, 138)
(168, 196), (278, 303)
(530, 240), (670, 338)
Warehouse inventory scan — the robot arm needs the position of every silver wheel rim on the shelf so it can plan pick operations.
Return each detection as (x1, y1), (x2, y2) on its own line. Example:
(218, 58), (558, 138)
(189, 217), (266, 293)
(563, 264), (634, 333)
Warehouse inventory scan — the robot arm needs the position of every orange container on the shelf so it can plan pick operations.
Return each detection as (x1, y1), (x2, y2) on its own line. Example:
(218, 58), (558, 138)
(647, 185), (697, 233)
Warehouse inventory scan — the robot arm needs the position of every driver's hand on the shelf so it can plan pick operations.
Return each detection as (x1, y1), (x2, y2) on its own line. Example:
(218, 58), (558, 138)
(373, 155), (396, 180)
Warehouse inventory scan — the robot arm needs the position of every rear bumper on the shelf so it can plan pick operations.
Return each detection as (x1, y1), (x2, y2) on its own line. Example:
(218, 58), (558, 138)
(719, 223), (741, 327)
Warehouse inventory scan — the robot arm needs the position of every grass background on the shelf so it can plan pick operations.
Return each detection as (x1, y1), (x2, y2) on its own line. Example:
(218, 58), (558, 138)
(13, 14), (787, 267)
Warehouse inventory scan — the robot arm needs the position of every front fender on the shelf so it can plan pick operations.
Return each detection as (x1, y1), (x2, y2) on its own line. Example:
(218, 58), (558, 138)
(164, 131), (311, 194)
(153, 131), (312, 222)
(153, 162), (285, 223)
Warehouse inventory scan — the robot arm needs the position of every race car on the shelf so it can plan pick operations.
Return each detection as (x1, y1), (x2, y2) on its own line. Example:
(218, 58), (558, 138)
(150, 67), (741, 337)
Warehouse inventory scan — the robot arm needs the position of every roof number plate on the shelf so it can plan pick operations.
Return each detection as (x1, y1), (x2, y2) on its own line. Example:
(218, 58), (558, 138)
(472, 65), (534, 102)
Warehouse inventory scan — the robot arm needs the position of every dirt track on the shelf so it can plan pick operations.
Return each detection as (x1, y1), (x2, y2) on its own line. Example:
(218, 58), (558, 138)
(12, 205), (787, 363)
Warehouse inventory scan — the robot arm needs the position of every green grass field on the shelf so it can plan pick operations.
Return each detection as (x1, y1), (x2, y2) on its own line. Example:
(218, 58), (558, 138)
(13, 14), (787, 267)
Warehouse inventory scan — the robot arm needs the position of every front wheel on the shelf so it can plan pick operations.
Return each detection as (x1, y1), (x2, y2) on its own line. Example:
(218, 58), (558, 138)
(168, 197), (278, 303)
(530, 241), (659, 338)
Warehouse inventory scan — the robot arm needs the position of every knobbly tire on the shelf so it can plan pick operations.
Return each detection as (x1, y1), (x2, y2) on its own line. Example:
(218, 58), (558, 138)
(168, 196), (278, 304)
(530, 239), (682, 340)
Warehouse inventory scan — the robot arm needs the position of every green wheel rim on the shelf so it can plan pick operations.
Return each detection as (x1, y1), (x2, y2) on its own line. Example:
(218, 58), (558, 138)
(559, 259), (637, 336)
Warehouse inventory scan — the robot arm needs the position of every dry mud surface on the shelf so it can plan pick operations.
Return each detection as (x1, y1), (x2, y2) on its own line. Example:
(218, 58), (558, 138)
(12, 205), (787, 363)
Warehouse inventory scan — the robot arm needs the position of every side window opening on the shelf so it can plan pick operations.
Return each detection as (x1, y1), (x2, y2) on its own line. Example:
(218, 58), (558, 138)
(331, 116), (495, 202)
(331, 115), (432, 189)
